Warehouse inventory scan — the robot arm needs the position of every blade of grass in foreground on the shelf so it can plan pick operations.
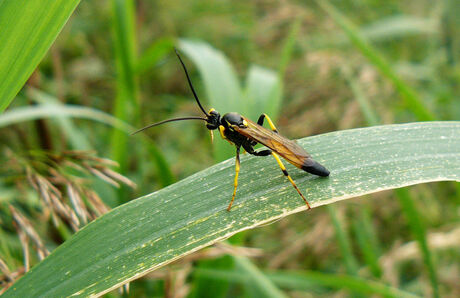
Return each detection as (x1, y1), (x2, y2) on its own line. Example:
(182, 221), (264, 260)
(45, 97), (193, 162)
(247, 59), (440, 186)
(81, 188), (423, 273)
(0, 0), (80, 113)
(3, 122), (459, 297)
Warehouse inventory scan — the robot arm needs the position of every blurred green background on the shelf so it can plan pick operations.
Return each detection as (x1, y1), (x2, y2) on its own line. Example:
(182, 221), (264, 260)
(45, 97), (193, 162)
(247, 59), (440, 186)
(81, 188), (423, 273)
(0, 0), (459, 297)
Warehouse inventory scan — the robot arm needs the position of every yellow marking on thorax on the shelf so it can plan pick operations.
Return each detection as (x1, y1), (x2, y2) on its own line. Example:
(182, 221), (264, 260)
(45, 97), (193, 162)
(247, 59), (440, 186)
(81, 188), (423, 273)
(219, 125), (234, 145)
(219, 125), (226, 139)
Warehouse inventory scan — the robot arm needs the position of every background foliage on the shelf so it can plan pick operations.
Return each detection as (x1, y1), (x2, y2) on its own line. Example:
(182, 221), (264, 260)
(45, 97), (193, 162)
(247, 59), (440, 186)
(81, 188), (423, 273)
(0, 0), (459, 297)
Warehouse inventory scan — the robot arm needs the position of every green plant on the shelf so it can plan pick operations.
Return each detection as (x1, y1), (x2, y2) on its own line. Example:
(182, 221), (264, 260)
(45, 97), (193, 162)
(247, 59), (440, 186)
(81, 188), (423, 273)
(0, 0), (80, 113)
(3, 122), (459, 297)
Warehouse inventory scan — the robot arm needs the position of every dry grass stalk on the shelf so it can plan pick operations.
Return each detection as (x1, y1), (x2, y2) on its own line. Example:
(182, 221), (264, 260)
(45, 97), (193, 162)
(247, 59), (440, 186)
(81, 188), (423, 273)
(9, 206), (49, 261)
(84, 165), (121, 188)
(0, 259), (25, 295)
(84, 189), (110, 216)
(67, 183), (89, 225)
(0, 258), (13, 283)
(1, 150), (137, 287)
(11, 150), (136, 230)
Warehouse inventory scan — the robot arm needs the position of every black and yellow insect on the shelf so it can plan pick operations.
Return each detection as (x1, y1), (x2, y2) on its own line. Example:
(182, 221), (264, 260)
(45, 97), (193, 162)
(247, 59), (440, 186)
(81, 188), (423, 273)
(133, 50), (330, 211)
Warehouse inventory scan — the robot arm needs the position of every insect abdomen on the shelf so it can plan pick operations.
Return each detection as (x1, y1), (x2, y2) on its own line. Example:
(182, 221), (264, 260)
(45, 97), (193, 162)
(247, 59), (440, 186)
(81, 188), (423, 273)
(301, 159), (330, 177)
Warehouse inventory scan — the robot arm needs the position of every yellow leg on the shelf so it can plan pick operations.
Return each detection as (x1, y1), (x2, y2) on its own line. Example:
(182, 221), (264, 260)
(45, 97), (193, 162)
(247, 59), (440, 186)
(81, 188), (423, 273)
(258, 114), (278, 133)
(227, 147), (241, 211)
(271, 152), (311, 210)
(259, 114), (311, 209)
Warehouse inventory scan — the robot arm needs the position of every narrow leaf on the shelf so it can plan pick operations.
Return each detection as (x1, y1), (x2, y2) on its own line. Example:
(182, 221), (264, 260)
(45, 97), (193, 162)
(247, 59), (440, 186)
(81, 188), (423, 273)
(110, 0), (139, 173)
(4, 122), (459, 297)
(0, 0), (80, 113)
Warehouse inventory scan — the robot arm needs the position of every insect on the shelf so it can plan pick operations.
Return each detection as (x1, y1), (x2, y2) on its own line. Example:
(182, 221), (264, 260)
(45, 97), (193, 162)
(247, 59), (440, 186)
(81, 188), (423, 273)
(133, 50), (330, 211)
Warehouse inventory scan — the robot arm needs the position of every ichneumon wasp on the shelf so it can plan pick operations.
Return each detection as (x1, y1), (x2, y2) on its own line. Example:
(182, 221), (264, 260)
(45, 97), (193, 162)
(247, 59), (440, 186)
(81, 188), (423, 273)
(132, 50), (330, 211)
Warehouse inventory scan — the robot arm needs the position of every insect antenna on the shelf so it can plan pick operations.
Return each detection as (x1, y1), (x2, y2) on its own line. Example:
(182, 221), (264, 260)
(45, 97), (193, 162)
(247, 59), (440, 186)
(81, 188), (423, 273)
(131, 49), (211, 136)
(174, 49), (210, 117)
(131, 116), (207, 135)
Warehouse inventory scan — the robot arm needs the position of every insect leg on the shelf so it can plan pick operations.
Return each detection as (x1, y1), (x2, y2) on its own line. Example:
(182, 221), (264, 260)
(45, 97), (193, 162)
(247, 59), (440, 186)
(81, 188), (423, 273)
(243, 143), (271, 157)
(209, 130), (214, 144)
(227, 146), (241, 211)
(253, 149), (271, 156)
(257, 114), (278, 133)
(271, 152), (311, 210)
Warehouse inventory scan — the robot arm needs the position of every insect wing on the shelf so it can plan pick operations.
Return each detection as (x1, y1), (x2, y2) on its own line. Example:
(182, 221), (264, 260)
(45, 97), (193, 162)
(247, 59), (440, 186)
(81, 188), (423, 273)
(234, 118), (311, 169)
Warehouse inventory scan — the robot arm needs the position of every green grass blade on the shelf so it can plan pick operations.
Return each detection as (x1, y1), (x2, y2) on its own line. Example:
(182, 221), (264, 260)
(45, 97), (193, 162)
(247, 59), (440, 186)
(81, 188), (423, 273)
(352, 207), (383, 278)
(327, 205), (359, 275)
(396, 188), (439, 298)
(267, 270), (420, 298)
(243, 17), (299, 124)
(0, 0), (80, 113)
(344, 70), (380, 126)
(193, 269), (419, 298)
(110, 0), (138, 172)
(144, 145), (175, 188)
(189, 257), (233, 298)
(3, 122), (459, 297)
(28, 88), (91, 150)
(178, 39), (243, 115)
(441, 0), (458, 65)
(360, 16), (438, 42)
(0, 105), (133, 133)
(193, 268), (420, 297)
(244, 65), (281, 122)
(234, 256), (287, 298)
(135, 37), (175, 75)
(315, 0), (435, 121)
(278, 17), (301, 79)
(305, 15), (439, 51)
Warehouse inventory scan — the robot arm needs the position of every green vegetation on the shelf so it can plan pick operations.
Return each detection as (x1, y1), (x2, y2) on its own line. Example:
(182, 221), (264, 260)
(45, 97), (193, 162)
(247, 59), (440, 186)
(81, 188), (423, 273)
(0, 1), (459, 297)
